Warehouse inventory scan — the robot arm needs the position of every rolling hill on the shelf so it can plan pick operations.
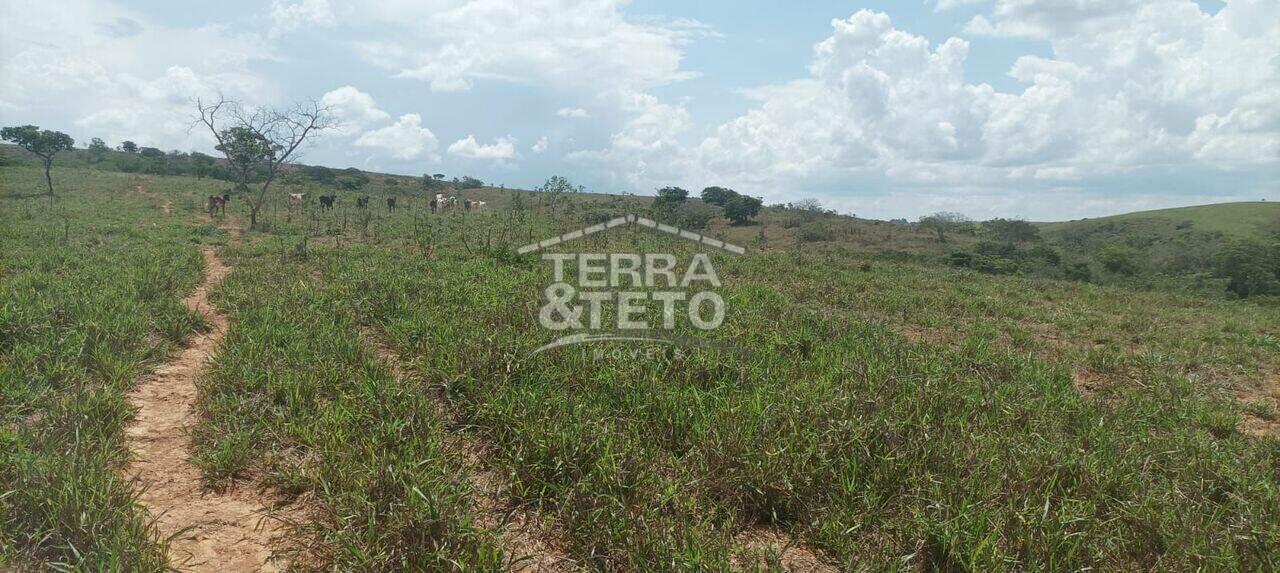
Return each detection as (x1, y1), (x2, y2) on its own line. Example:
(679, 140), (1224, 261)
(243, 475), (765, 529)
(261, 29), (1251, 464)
(1039, 201), (1280, 240)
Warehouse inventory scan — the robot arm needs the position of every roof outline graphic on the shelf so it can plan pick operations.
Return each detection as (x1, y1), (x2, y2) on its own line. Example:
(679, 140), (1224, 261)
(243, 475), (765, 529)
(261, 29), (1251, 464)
(516, 214), (745, 255)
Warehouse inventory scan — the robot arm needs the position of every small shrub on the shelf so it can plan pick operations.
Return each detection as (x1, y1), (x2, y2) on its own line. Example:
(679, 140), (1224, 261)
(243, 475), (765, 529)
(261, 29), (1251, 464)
(796, 222), (832, 243)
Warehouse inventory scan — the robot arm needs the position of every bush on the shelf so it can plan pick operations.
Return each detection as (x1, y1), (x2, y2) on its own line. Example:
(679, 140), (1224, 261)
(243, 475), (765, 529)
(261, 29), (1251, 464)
(1027, 244), (1062, 266)
(949, 250), (1019, 275)
(1216, 240), (1280, 298)
(652, 201), (717, 231)
(1098, 244), (1140, 276)
(796, 222), (833, 243)
(1064, 262), (1093, 282)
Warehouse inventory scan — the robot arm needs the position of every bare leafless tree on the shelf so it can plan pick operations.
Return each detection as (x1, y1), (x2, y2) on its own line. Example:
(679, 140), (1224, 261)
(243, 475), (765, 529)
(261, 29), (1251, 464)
(194, 97), (334, 229)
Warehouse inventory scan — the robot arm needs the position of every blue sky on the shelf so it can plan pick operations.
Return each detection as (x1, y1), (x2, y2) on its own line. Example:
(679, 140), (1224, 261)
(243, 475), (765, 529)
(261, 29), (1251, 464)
(1, 0), (1275, 220)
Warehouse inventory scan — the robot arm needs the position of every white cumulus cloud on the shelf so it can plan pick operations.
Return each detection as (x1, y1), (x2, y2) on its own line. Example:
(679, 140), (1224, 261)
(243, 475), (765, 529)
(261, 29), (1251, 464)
(0, 0), (277, 152)
(531, 136), (549, 153)
(556, 107), (590, 119)
(684, 3), (1280, 217)
(348, 0), (702, 94)
(270, 0), (335, 37)
(354, 113), (439, 160)
(320, 85), (390, 135)
(448, 134), (517, 160)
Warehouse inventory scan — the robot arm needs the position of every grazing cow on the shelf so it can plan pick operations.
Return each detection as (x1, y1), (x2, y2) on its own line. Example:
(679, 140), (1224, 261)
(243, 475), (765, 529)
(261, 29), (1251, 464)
(319, 194), (337, 211)
(356, 196), (370, 209)
(289, 193), (307, 210)
(386, 196), (397, 213)
(474, 200), (486, 211)
(464, 199), (473, 211)
(206, 195), (226, 216)
(429, 198), (438, 213)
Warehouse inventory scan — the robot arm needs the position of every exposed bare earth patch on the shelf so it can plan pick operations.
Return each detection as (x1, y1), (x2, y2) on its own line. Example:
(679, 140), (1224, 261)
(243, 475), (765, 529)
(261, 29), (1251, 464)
(1071, 368), (1113, 397)
(124, 247), (293, 571)
(732, 528), (839, 572)
(1237, 369), (1280, 437)
(363, 333), (579, 572)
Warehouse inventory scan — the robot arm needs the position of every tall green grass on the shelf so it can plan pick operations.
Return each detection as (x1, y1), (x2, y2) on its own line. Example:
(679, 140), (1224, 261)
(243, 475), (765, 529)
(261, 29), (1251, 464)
(1, 167), (207, 570)
(192, 244), (504, 570)
(304, 239), (1278, 570)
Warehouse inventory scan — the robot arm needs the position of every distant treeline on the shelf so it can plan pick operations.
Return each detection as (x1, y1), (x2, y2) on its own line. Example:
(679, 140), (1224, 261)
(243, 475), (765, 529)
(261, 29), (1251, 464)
(19, 139), (487, 193)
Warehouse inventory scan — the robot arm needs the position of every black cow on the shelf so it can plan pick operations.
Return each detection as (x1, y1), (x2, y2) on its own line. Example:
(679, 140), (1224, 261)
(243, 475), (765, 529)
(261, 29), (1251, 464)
(319, 194), (337, 211)
(386, 196), (397, 213)
(356, 196), (370, 209)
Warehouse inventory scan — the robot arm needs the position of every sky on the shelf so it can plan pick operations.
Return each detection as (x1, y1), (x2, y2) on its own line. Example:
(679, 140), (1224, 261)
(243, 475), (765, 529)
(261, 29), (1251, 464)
(1, 0), (1277, 221)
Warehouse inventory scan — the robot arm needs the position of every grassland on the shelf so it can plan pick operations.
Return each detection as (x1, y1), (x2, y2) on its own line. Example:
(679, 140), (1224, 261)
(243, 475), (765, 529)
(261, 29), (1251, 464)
(1, 167), (209, 569)
(1038, 201), (1280, 240)
(3, 160), (1279, 570)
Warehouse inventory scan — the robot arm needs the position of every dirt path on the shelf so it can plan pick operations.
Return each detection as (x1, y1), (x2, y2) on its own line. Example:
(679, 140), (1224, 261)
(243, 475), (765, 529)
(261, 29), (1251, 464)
(363, 334), (578, 572)
(124, 247), (287, 572)
(130, 178), (172, 215)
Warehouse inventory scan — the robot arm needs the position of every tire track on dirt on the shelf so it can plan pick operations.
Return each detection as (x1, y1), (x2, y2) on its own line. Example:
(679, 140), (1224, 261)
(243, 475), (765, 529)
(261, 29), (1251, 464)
(362, 333), (579, 572)
(124, 243), (292, 571)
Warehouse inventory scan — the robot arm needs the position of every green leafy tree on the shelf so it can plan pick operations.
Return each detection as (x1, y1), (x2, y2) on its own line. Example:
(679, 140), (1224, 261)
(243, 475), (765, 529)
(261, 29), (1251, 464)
(722, 194), (763, 225)
(1064, 262), (1093, 282)
(539, 175), (581, 194)
(119, 140), (138, 153)
(700, 186), (737, 206)
(422, 173), (446, 191)
(650, 186), (689, 222)
(336, 168), (370, 191)
(1, 125), (75, 195)
(1216, 240), (1280, 298)
(656, 186), (689, 205)
(87, 137), (108, 163)
(983, 218), (1041, 243)
(1098, 244), (1139, 276)
(190, 152), (215, 179)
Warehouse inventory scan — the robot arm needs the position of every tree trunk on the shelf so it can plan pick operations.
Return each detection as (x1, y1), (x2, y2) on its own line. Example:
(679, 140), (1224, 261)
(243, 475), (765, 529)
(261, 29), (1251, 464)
(43, 160), (54, 196)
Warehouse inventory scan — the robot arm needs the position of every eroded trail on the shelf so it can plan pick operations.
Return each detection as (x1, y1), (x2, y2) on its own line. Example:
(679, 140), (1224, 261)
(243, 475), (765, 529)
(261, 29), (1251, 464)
(124, 247), (286, 572)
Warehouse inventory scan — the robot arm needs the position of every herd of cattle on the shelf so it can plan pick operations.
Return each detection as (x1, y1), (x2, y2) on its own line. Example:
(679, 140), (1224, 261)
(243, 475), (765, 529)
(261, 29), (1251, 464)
(207, 191), (486, 216)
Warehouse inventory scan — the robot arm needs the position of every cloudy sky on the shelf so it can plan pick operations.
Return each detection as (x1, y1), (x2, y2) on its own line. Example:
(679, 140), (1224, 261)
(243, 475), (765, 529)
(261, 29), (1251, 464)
(1, 0), (1276, 220)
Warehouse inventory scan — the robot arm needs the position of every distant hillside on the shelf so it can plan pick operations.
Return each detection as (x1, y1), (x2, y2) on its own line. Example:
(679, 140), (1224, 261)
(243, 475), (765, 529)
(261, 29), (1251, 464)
(1039, 202), (1280, 240)
(1029, 202), (1280, 294)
